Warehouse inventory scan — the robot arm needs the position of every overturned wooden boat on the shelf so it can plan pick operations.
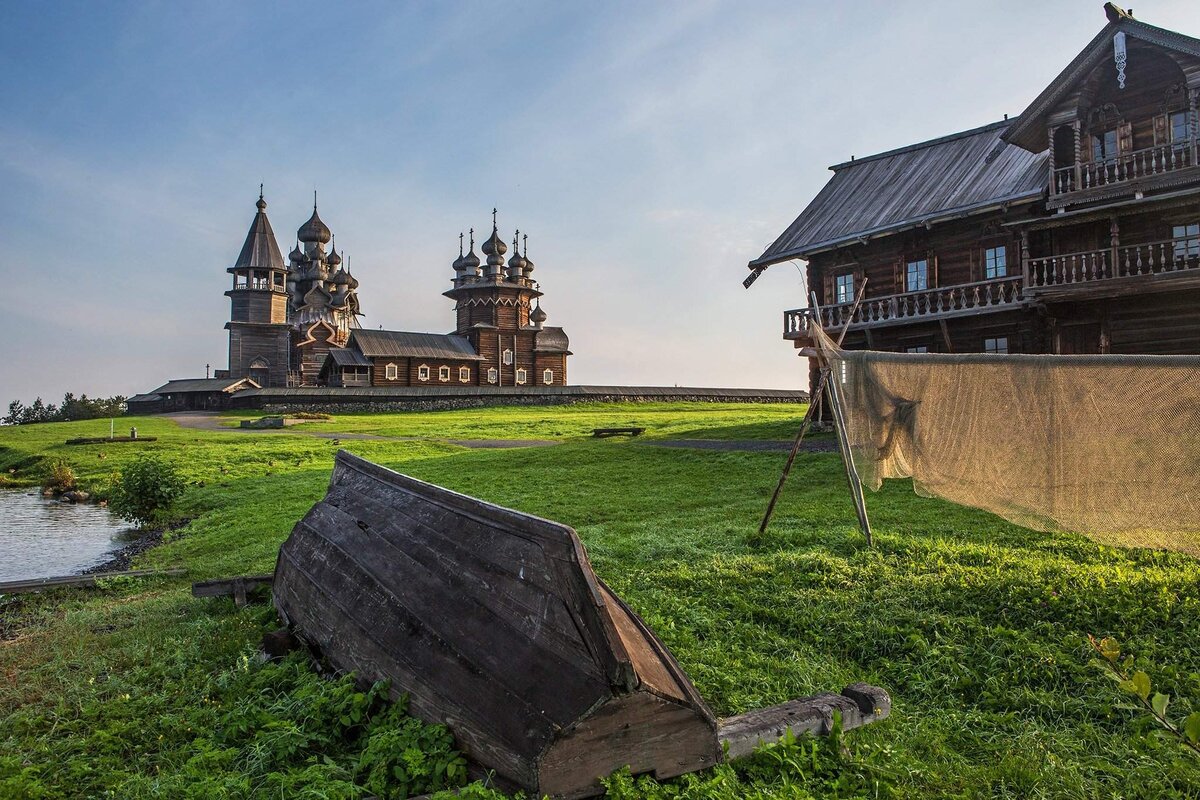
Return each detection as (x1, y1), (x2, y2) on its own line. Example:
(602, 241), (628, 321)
(273, 451), (889, 798)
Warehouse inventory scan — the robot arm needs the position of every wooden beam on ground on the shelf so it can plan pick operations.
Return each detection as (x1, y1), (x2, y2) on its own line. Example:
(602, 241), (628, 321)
(592, 427), (646, 437)
(0, 568), (186, 595)
(192, 574), (274, 607)
(717, 683), (890, 761)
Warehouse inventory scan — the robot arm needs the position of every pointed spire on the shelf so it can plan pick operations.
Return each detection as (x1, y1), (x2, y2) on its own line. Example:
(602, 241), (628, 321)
(459, 232), (465, 257)
(257, 183), (266, 211)
(234, 191), (285, 270)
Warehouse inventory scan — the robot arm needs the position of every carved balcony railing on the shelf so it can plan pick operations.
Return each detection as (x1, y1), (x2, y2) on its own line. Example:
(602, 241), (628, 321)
(1026, 237), (1200, 290)
(1051, 141), (1197, 196)
(783, 276), (1025, 339)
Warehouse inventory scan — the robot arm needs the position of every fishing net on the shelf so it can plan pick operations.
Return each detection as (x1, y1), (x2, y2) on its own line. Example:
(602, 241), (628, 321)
(812, 326), (1200, 555)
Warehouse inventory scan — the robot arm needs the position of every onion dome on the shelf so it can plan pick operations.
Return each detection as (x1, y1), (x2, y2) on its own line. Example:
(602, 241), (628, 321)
(298, 198), (332, 244)
(289, 242), (305, 263)
(530, 303), (547, 324)
(452, 232), (466, 272)
(326, 248), (342, 267)
(481, 210), (507, 272)
(507, 231), (527, 278)
(332, 267), (351, 285)
(461, 229), (481, 273)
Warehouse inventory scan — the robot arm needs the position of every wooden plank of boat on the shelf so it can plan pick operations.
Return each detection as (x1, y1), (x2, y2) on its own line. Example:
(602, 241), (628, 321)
(272, 451), (889, 798)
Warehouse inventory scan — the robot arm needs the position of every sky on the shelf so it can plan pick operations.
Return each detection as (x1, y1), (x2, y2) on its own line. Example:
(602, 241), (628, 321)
(4, 0), (1200, 404)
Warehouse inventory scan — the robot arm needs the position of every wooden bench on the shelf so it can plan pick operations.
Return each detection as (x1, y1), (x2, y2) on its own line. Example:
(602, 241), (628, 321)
(592, 427), (645, 438)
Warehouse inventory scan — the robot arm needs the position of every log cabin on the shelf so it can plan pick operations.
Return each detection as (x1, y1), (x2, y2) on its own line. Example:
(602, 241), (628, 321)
(748, 4), (1200, 396)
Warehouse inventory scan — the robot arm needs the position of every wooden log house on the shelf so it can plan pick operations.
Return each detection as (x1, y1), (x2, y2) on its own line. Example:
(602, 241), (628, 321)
(748, 4), (1200, 394)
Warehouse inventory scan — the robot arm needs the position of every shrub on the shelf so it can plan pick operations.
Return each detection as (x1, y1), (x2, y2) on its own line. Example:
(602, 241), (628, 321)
(42, 460), (76, 493)
(109, 455), (185, 526)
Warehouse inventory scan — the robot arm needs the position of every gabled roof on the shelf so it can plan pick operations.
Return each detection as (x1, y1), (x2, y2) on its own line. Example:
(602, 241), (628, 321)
(349, 329), (485, 361)
(325, 347), (372, 368)
(1003, 4), (1200, 153)
(233, 201), (285, 271)
(150, 377), (260, 394)
(126, 393), (162, 403)
(750, 121), (1046, 267)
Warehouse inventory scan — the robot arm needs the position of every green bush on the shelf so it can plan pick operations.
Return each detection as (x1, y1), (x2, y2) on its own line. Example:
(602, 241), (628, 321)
(41, 459), (76, 493)
(109, 455), (185, 526)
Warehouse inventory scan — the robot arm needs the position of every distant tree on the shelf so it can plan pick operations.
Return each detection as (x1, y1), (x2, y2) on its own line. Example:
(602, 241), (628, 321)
(3, 400), (24, 426)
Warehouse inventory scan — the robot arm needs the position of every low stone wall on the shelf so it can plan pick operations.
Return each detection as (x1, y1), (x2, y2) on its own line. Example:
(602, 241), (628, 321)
(229, 385), (807, 414)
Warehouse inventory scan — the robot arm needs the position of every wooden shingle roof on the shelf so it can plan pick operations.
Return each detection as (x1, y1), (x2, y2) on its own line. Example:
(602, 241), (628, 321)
(349, 329), (485, 361)
(749, 121), (1047, 267)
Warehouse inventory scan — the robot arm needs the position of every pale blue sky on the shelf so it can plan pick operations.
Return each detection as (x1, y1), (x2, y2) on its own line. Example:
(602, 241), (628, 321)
(4, 0), (1199, 403)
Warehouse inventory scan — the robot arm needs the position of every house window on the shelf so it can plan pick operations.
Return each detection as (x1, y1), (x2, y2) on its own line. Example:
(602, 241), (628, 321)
(984, 337), (1009, 354)
(459, 366), (470, 382)
(343, 366), (369, 384)
(487, 367), (498, 384)
(384, 363), (398, 381)
(1092, 129), (1118, 161)
(834, 273), (854, 304)
(1173, 223), (1200, 260)
(906, 346), (929, 354)
(417, 365), (430, 381)
(502, 349), (513, 366)
(906, 259), (929, 292)
(543, 369), (553, 384)
(515, 368), (528, 385)
(1170, 111), (1190, 143)
(438, 366), (451, 382)
(984, 247), (1007, 279)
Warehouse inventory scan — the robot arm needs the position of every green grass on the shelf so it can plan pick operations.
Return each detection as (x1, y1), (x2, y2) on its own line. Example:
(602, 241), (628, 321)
(2, 403), (1199, 798)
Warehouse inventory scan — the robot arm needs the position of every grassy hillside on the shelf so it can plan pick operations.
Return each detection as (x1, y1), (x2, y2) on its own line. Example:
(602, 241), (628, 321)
(2, 403), (1198, 798)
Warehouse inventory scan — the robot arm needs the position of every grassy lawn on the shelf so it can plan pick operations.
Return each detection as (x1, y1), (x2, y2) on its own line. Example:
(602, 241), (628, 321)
(1, 403), (1198, 798)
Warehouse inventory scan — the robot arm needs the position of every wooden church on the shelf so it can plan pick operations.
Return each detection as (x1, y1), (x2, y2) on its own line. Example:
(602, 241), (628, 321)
(748, 4), (1200, 393)
(225, 195), (570, 389)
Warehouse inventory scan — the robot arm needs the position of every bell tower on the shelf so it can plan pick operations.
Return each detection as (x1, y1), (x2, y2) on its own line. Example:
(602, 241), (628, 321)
(225, 188), (291, 387)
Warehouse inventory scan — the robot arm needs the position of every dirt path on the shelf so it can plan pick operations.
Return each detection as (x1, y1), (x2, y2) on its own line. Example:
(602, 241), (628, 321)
(640, 438), (838, 453)
(163, 412), (559, 449)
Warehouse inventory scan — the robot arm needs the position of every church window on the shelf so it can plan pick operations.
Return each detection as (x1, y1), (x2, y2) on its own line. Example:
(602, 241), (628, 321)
(515, 368), (527, 385)
(502, 349), (513, 365)
(459, 366), (470, 382)
(487, 368), (498, 384)
(418, 365), (430, 381)
(1173, 223), (1200, 260)
(439, 366), (451, 382)
(543, 369), (553, 384)
(1092, 129), (1118, 161)
(385, 363), (398, 381)
(984, 337), (1009, 354)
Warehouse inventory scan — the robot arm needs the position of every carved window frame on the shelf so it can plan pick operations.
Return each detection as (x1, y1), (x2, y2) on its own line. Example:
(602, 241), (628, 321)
(384, 362), (398, 381)
(438, 366), (451, 382)
(459, 366), (470, 383)
(543, 369), (553, 385)
(487, 367), (498, 384)
(515, 368), (528, 385)
(417, 364), (430, 382)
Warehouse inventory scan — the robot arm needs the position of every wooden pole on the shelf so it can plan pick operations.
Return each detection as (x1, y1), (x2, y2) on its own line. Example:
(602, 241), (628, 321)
(757, 281), (867, 538)
(811, 291), (874, 547)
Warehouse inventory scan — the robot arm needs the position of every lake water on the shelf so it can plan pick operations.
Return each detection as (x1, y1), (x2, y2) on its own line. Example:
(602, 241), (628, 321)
(0, 489), (134, 582)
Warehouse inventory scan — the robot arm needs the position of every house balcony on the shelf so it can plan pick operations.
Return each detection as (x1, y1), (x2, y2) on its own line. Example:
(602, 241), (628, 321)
(783, 276), (1025, 341)
(1025, 238), (1200, 300)
(1049, 141), (1200, 208)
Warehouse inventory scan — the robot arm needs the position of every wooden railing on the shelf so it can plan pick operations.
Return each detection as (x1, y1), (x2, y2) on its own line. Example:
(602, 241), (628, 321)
(1027, 237), (1200, 289)
(783, 276), (1024, 338)
(1052, 141), (1196, 195)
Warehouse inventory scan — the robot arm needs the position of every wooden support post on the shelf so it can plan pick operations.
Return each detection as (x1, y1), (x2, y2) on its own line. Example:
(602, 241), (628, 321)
(758, 281), (867, 538)
(811, 291), (874, 547)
